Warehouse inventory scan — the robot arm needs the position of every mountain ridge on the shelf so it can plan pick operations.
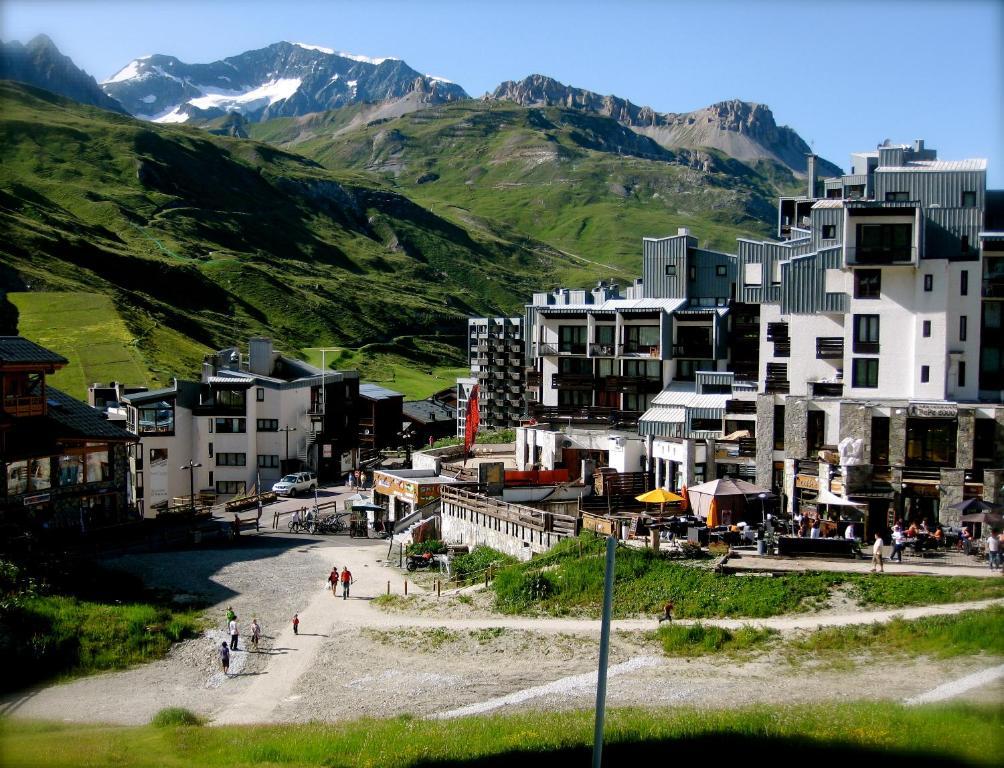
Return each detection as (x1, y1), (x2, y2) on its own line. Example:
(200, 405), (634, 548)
(100, 41), (468, 124)
(490, 74), (841, 177)
(0, 34), (128, 114)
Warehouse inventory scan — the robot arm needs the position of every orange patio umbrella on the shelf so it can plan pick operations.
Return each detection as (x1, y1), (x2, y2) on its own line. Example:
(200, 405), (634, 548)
(706, 497), (720, 528)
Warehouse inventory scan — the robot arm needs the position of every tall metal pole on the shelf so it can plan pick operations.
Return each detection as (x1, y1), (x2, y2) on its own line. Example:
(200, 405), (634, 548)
(180, 460), (201, 513)
(592, 534), (616, 768)
(278, 425), (296, 473)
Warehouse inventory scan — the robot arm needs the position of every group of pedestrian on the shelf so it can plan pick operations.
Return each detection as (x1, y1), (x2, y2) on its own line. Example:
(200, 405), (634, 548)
(345, 470), (367, 489)
(327, 565), (354, 599)
(218, 606), (263, 675)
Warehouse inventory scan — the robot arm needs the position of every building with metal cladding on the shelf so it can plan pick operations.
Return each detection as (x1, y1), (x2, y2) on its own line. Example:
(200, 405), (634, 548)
(515, 138), (1004, 534)
(462, 317), (525, 432)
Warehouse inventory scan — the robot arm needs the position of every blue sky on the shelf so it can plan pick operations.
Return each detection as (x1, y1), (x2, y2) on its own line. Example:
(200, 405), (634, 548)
(4, 0), (1001, 184)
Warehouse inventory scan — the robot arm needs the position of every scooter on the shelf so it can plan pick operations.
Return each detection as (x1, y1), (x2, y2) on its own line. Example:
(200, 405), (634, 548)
(406, 553), (439, 572)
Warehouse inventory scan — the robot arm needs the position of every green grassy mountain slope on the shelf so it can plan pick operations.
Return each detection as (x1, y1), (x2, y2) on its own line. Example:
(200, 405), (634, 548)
(249, 101), (800, 282)
(0, 82), (583, 383)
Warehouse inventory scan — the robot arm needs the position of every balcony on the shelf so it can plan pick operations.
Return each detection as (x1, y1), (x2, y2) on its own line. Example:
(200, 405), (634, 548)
(2, 394), (45, 417)
(714, 438), (757, 460)
(535, 343), (558, 356)
(551, 373), (596, 390)
(816, 337), (844, 359)
(725, 399), (757, 415)
(672, 343), (713, 359)
(845, 246), (917, 266)
(811, 381), (844, 397)
(601, 376), (663, 394)
(621, 344), (661, 358)
(528, 403), (641, 428)
(589, 343), (616, 357)
(852, 340), (880, 354)
(772, 339), (791, 357)
(766, 323), (789, 342)
(525, 371), (542, 389)
(983, 278), (1004, 298)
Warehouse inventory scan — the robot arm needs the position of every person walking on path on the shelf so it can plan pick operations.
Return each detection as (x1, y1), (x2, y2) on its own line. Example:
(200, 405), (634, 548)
(988, 530), (1000, 571)
(292, 613), (300, 635)
(871, 532), (885, 573)
(250, 618), (261, 652)
(229, 617), (239, 650)
(658, 601), (674, 624)
(226, 606), (236, 626)
(219, 642), (230, 675)
(340, 566), (353, 600)
(328, 566), (339, 595)
(890, 525), (906, 563)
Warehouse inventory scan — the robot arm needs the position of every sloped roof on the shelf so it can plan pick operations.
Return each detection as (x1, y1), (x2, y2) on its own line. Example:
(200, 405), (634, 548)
(402, 399), (456, 424)
(0, 336), (68, 367)
(360, 383), (404, 401)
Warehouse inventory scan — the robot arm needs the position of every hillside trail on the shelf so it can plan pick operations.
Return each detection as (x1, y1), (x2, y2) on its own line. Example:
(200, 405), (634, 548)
(212, 538), (1004, 725)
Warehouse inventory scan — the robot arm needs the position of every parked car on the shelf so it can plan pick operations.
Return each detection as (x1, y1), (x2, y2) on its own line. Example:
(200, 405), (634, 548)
(272, 472), (317, 497)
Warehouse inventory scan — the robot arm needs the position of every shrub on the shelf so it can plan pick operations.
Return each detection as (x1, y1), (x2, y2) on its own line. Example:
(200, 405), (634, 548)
(406, 539), (447, 556)
(493, 569), (556, 613)
(657, 622), (776, 657)
(152, 707), (203, 727)
(450, 546), (518, 585)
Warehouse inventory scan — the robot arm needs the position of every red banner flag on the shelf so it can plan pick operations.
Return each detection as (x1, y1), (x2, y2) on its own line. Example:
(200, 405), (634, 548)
(464, 384), (480, 463)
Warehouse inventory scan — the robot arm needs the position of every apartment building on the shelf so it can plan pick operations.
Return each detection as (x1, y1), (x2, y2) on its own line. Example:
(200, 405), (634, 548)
(514, 138), (1004, 533)
(0, 337), (136, 539)
(463, 317), (525, 432)
(122, 338), (361, 515)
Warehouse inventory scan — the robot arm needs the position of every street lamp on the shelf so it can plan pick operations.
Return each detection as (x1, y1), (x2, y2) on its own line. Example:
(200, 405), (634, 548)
(180, 460), (202, 513)
(278, 425), (297, 472)
(759, 492), (768, 526)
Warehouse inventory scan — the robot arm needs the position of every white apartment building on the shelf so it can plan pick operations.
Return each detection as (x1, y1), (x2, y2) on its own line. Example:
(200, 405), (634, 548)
(122, 338), (361, 516)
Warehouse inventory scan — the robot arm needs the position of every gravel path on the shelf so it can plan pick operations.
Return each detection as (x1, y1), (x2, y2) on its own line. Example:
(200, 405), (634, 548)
(3, 516), (1001, 726)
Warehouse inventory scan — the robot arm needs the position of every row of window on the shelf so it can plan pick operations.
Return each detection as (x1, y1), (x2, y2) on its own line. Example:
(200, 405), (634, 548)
(206, 450), (280, 468)
(665, 264), (729, 278)
(884, 190), (977, 207)
(853, 358), (969, 389)
(209, 418), (282, 433)
(4, 449), (112, 496)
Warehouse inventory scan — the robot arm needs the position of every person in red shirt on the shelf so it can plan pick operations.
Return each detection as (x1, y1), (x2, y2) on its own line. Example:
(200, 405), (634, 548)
(340, 567), (353, 600)
(328, 567), (338, 596)
(292, 613), (299, 635)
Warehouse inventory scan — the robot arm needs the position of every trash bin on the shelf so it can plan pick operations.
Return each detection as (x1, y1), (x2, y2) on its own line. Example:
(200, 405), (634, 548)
(757, 539), (768, 556)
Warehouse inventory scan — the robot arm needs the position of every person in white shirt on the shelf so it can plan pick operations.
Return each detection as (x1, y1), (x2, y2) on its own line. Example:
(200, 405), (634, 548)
(810, 520), (821, 539)
(228, 617), (239, 650)
(987, 531), (1000, 571)
(844, 523), (856, 541)
(871, 533), (885, 573)
(890, 525), (906, 563)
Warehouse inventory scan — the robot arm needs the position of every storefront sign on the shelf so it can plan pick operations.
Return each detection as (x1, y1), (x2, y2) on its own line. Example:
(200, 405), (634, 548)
(907, 402), (958, 419)
(23, 493), (51, 506)
(322, 444), (332, 458)
(795, 475), (819, 490)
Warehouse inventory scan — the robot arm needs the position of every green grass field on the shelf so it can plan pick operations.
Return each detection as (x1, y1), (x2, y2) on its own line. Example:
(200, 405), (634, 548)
(2, 702), (1000, 767)
(10, 291), (154, 399)
(302, 337), (468, 400)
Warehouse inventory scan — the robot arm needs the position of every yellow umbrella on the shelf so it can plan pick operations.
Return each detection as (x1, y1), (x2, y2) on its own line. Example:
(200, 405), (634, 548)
(706, 497), (720, 528)
(635, 488), (684, 504)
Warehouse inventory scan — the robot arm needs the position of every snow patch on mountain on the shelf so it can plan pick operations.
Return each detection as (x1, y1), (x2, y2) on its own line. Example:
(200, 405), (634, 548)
(429, 76), (453, 84)
(290, 41), (397, 65)
(293, 42), (335, 54)
(188, 78), (302, 112)
(141, 94), (157, 103)
(150, 106), (189, 124)
(103, 59), (143, 84)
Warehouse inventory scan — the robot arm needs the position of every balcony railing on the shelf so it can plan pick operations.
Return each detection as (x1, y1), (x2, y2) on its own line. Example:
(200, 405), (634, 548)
(535, 343), (558, 356)
(811, 381), (844, 397)
(525, 371), (542, 388)
(589, 343), (616, 357)
(852, 340), (880, 354)
(602, 376), (663, 394)
(672, 344), (713, 358)
(982, 279), (1004, 298)
(528, 404), (641, 428)
(551, 374), (596, 389)
(816, 337), (844, 359)
(725, 399), (757, 415)
(772, 339), (791, 357)
(2, 394), (45, 417)
(846, 246), (917, 265)
(621, 344), (661, 357)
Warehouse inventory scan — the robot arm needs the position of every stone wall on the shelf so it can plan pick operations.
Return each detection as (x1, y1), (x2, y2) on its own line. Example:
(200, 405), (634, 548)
(440, 504), (563, 561)
(784, 397), (808, 459)
(755, 395), (774, 489)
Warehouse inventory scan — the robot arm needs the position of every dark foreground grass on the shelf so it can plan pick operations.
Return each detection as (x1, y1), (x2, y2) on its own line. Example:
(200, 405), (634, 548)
(2, 703), (1000, 767)
(492, 534), (1004, 618)
(657, 622), (778, 657)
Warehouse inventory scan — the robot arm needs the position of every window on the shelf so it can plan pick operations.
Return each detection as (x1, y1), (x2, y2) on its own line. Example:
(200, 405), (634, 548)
(958, 361), (967, 388)
(208, 442), (213, 458)
(854, 269), (881, 299)
(85, 449), (110, 483)
(216, 452), (247, 467)
(921, 365), (930, 383)
(256, 387), (265, 402)
(208, 418), (213, 433)
(715, 264), (727, 277)
(623, 359), (660, 378)
(690, 417), (722, 432)
(665, 264), (677, 277)
(215, 388), (246, 409)
(821, 224), (837, 239)
(960, 315), (968, 342)
(961, 270), (968, 295)
(922, 320), (931, 338)
(558, 325), (587, 354)
(257, 454), (280, 468)
(214, 417), (246, 433)
(136, 401), (174, 434)
(852, 358), (879, 388)
(961, 191), (976, 207)
(773, 405), (785, 450)
(885, 191), (909, 201)
(853, 314), (880, 353)
(924, 274), (933, 292)
(216, 481), (246, 495)
(623, 325), (660, 353)
(257, 418), (279, 431)
(855, 222), (912, 262)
